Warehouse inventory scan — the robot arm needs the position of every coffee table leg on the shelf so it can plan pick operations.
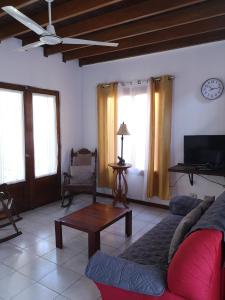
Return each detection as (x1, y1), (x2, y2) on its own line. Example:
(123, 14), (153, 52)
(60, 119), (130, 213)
(55, 220), (63, 249)
(125, 211), (132, 237)
(88, 232), (100, 258)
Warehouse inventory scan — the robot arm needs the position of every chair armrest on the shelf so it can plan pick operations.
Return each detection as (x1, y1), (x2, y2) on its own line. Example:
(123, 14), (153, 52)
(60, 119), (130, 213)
(63, 172), (72, 178)
(63, 172), (72, 184)
(85, 251), (165, 296)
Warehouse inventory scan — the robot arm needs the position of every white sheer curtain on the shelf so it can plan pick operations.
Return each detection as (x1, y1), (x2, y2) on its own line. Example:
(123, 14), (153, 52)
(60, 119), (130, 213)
(0, 89), (25, 184)
(32, 94), (58, 178)
(117, 81), (150, 200)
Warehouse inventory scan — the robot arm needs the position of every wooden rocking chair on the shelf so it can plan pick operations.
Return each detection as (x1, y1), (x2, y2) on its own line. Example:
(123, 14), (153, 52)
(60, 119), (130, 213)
(0, 184), (22, 243)
(61, 148), (97, 207)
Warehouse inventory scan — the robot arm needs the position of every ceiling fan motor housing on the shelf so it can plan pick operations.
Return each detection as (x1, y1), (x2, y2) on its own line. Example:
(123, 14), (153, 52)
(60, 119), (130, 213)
(40, 35), (61, 45)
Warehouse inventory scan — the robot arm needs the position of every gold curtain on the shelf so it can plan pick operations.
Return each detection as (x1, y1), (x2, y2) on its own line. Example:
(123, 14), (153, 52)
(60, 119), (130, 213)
(147, 75), (173, 200)
(97, 83), (118, 188)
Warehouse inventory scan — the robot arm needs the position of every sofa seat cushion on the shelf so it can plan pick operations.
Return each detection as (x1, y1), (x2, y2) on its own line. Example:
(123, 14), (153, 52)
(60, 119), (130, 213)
(120, 214), (183, 271)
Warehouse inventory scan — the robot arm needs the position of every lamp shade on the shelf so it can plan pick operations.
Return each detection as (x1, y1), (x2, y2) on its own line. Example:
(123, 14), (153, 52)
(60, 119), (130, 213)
(117, 122), (130, 135)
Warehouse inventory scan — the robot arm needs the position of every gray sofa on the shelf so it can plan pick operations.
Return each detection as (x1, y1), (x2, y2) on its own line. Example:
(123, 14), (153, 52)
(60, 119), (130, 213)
(86, 193), (225, 297)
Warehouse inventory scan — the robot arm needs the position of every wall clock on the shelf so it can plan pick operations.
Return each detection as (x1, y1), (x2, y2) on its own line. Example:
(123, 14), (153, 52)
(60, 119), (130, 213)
(201, 78), (224, 100)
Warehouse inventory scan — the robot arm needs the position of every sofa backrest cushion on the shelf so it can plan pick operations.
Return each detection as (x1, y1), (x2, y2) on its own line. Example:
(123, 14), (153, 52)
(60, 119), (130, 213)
(168, 205), (202, 262)
(169, 196), (202, 216)
(167, 229), (222, 300)
(197, 196), (215, 213)
(190, 191), (225, 237)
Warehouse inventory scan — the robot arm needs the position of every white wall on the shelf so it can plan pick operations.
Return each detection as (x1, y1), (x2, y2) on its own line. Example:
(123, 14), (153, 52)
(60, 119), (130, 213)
(0, 38), (83, 172)
(2, 38), (225, 204)
(80, 40), (225, 203)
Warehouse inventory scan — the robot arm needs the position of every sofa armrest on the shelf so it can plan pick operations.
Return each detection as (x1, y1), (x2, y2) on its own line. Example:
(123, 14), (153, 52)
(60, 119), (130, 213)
(85, 251), (165, 296)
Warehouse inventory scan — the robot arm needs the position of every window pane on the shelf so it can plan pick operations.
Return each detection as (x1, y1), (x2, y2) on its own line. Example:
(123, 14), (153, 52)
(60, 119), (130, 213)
(32, 94), (58, 178)
(118, 93), (149, 171)
(0, 89), (25, 184)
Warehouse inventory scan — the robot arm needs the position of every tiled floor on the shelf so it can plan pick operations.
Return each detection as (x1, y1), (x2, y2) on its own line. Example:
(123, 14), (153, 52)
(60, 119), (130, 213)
(0, 195), (168, 300)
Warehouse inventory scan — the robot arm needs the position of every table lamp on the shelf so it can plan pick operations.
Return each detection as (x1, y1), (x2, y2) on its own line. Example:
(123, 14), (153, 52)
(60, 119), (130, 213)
(117, 122), (130, 165)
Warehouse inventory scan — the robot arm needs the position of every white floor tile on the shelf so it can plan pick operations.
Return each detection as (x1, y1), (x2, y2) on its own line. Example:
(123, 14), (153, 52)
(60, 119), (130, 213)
(0, 244), (23, 261)
(0, 272), (34, 299)
(39, 266), (81, 293)
(101, 232), (126, 248)
(3, 248), (38, 270)
(0, 263), (15, 280)
(18, 257), (57, 281)
(27, 239), (56, 256)
(54, 295), (69, 300)
(11, 282), (58, 300)
(62, 277), (100, 300)
(62, 253), (88, 275)
(42, 247), (77, 266)
(9, 232), (43, 249)
(22, 224), (54, 240)
(66, 236), (88, 252)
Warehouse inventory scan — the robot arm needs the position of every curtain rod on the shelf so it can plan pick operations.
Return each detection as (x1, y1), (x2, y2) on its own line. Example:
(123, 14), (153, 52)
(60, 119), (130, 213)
(100, 76), (175, 87)
(152, 76), (175, 81)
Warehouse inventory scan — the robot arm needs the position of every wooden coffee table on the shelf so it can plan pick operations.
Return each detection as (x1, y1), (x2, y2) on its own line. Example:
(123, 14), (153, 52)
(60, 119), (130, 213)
(55, 203), (132, 257)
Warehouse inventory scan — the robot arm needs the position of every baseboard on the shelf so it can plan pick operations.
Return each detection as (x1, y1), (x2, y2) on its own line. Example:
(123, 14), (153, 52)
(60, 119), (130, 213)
(96, 192), (169, 210)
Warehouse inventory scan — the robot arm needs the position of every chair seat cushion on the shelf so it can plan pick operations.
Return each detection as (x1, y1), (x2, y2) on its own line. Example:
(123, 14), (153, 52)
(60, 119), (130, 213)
(70, 165), (93, 184)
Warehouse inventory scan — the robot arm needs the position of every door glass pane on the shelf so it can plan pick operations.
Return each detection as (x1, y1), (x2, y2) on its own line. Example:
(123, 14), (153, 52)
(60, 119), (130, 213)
(0, 89), (25, 184)
(32, 94), (58, 178)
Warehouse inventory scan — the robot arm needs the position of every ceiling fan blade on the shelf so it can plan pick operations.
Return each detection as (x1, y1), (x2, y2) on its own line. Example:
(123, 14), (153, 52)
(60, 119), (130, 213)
(18, 41), (46, 51)
(2, 6), (48, 36)
(62, 38), (119, 47)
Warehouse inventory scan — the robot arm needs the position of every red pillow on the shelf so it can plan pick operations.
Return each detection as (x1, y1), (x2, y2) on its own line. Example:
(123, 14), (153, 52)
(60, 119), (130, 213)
(167, 229), (222, 300)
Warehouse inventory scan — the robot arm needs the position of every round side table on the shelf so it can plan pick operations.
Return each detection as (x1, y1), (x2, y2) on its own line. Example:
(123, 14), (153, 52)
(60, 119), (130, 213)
(108, 163), (131, 208)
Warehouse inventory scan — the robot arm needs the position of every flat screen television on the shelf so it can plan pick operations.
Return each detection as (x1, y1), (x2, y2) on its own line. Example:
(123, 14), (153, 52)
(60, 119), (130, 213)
(184, 135), (225, 167)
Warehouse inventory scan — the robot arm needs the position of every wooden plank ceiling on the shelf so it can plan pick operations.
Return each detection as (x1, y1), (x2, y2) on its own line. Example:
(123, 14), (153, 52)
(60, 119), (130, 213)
(0, 0), (225, 66)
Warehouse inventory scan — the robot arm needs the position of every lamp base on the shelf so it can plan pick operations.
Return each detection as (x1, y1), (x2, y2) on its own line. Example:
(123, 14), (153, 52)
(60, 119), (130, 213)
(117, 156), (125, 166)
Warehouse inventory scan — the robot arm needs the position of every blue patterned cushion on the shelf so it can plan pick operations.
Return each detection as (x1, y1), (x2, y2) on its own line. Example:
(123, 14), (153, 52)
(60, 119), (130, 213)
(85, 251), (165, 296)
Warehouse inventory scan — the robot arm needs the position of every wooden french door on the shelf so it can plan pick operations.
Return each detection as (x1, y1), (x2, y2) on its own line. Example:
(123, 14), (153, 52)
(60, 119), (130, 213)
(0, 83), (61, 212)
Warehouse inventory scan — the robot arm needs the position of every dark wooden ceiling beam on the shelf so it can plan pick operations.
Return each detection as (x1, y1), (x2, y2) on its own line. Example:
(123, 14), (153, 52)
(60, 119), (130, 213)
(63, 15), (225, 61)
(45, 0), (225, 57)
(0, 0), (37, 17)
(79, 29), (225, 66)
(22, 0), (205, 46)
(0, 0), (123, 40)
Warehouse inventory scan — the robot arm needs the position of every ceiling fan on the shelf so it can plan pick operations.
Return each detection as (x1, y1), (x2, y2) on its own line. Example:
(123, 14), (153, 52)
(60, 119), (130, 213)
(2, 0), (119, 51)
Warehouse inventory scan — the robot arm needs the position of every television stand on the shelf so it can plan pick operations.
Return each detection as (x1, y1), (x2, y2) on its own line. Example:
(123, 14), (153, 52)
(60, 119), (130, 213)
(168, 164), (225, 186)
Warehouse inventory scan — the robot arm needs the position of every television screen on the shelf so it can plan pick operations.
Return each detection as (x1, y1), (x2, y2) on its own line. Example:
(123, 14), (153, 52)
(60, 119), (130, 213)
(184, 135), (225, 167)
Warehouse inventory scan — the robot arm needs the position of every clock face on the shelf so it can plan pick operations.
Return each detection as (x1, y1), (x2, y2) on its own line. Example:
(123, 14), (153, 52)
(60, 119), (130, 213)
(201, 78), (224, 100)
